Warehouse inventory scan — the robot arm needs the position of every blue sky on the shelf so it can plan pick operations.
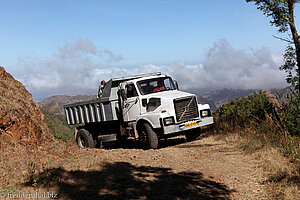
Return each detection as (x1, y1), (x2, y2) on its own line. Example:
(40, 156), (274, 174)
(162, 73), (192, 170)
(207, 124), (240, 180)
(1, 0), (298, 100)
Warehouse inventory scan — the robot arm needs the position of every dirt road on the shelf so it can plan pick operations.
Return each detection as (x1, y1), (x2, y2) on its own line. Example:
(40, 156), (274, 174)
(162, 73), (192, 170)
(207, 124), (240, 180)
(32, 134), (268, 200)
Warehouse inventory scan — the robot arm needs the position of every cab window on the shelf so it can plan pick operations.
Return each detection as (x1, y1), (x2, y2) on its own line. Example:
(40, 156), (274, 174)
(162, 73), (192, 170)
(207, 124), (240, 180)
(126, 84), (138, 98)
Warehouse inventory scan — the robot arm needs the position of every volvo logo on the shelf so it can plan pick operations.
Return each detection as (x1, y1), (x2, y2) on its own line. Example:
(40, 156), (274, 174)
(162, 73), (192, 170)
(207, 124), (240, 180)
(178, 97), (195, 121)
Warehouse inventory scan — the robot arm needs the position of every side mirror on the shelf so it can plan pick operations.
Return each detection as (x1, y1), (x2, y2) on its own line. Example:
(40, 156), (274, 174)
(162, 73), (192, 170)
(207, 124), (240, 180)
(174, 80), (179, 90)
(120, 89), (127, 101)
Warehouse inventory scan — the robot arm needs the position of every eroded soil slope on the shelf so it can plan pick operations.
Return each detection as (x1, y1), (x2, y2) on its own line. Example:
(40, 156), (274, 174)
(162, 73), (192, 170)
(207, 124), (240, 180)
(0, 66), (52, 145)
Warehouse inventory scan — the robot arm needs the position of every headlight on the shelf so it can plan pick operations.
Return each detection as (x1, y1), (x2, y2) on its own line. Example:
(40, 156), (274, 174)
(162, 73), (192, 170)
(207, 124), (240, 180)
(163, 117), (175, 126)
(200, 109), (211, 118)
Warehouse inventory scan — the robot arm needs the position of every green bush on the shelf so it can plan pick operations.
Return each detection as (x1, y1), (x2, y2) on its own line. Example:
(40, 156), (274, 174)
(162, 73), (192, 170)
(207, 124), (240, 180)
(280, 93), (299, 136)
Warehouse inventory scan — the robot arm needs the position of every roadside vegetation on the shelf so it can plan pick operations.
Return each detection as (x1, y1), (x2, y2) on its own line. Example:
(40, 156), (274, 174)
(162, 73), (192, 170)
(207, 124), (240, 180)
(42, 111), (75, 142)
(213, 90), (299, 199)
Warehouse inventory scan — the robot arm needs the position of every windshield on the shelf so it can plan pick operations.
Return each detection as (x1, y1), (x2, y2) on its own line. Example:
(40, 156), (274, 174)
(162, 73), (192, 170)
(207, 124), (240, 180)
(137, 77), (176, 95)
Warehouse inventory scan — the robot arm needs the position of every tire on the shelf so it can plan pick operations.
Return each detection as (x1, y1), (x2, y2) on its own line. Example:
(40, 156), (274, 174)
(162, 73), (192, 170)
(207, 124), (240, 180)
(185, 128), (201, 142)
(139, 123), (158, 149)
(76, 129), (95, 148)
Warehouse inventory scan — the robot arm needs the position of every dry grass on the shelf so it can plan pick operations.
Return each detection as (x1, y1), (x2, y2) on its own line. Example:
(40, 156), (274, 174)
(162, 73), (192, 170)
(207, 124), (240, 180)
(0, 140), (72, 191)
(212, 91), (299, 199)
(214, 131), (300, 200)
(253, 147), (299, 200)
(0, 138), (111, 196)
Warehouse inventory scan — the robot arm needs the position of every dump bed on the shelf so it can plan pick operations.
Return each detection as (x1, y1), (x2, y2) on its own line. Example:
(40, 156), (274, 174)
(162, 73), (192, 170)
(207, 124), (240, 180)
(64, 72), (162, 125)
(64, 97), (119, 125)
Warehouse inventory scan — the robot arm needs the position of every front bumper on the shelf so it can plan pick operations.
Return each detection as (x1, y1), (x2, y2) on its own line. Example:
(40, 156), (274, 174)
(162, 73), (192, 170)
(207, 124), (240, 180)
(162, 116), (214, 135)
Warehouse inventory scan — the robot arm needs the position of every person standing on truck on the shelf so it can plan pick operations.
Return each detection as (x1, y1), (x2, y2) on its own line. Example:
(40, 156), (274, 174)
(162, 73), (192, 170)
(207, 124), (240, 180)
(97, 80), (106, 98)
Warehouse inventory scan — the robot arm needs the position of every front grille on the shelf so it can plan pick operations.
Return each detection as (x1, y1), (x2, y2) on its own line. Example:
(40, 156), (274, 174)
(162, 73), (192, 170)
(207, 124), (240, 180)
(174, 97), (199, 123)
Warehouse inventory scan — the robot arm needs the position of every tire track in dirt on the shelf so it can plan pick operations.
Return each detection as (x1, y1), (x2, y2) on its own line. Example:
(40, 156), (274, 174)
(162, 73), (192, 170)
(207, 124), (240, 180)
(22, 135), (268, 200)
(97, 135), (267, 200)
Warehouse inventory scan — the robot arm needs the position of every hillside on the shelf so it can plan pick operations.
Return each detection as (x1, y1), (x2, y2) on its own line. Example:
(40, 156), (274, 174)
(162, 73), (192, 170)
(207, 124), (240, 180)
(39, 94), (96, 115)
(195, 88), (259, 110)
(38, 95), (96, 141)
(39, 88), (263, 114)
(0, 66), (53, 145)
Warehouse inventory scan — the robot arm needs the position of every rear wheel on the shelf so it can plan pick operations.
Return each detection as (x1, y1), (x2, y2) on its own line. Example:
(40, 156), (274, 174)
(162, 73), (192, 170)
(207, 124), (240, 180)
(76, 129), (95, 148)
(139, 123), (158, 149)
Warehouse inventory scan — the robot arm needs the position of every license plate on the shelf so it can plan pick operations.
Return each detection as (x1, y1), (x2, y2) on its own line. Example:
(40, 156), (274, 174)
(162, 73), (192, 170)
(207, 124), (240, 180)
(185, 122), (197, 128)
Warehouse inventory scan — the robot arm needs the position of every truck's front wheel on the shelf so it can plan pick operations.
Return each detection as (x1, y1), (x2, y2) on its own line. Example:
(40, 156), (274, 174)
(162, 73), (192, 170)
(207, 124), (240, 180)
(76, 129), (95, 148)
(139, 123), (158, 149)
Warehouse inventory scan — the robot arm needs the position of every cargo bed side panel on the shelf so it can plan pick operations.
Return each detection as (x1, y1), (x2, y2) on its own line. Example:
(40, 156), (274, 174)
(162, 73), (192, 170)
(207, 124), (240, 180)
(64, 99), (118, 125)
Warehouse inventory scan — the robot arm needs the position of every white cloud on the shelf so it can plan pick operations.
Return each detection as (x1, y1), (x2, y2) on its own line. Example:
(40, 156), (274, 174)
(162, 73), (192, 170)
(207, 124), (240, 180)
(26, 73), (61, 89)
(14, 39), (288, 101)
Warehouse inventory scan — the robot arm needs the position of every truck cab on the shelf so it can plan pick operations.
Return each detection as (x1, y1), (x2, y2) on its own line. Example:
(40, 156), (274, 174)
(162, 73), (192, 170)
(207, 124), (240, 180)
(118, 74), (213, 148)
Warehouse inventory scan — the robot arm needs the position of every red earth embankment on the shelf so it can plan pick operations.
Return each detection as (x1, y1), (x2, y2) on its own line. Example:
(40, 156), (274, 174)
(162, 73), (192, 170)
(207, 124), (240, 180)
(0, 66), (53, 145)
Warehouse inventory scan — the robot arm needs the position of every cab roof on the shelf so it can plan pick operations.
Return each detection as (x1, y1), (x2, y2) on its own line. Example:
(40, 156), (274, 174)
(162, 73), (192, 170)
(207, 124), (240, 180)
(102, 72), (164, 98)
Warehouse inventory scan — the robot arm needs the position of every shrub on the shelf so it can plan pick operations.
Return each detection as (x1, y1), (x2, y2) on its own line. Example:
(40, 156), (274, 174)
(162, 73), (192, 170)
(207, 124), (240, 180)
(214, 91), (299, 159)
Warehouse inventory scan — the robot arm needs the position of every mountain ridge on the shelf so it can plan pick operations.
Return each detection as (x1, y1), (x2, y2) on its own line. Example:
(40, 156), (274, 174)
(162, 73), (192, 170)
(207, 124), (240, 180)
(38, 87), (285, 116)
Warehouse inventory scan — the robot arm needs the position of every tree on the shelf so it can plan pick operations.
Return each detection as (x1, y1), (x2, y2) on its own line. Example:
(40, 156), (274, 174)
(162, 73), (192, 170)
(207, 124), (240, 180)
(280, 45), (298, 86)
(246, 0), (299, 91)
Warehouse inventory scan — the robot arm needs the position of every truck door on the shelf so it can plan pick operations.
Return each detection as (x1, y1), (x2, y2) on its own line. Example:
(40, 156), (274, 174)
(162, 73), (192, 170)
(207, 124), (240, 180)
(120, 82), (141, 122)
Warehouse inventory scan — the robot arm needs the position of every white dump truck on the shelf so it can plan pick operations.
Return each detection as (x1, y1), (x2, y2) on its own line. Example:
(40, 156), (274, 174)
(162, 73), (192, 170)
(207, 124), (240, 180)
(64, 72), (213, 149)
